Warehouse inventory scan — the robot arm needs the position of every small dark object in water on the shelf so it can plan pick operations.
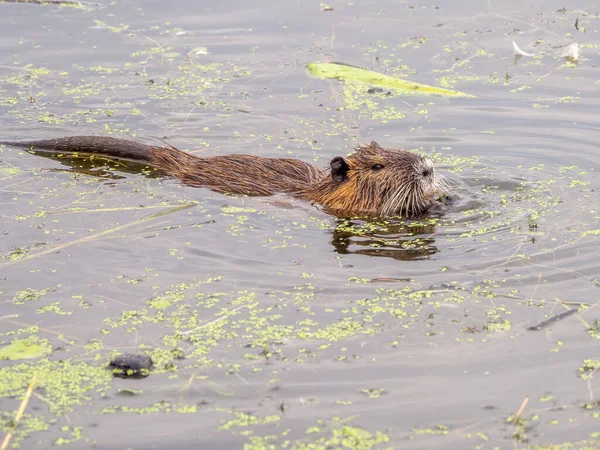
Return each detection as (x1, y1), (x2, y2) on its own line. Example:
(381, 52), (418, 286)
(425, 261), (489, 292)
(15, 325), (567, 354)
(109, 354), (153, 377)
(527, 309), (577, 331)
(366, 87), (392, 96)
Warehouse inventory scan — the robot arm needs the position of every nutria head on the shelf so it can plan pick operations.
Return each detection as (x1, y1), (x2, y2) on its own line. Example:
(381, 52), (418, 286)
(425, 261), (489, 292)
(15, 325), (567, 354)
(300, 141), (448, 217)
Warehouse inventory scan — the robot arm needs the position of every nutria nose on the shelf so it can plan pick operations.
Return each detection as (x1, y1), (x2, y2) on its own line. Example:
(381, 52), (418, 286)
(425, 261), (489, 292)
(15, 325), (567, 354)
(421, 160), (435, 178)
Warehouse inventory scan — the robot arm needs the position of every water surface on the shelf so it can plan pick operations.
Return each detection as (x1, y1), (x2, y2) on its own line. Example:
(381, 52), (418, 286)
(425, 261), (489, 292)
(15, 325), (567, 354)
(1, 0), (599, 448)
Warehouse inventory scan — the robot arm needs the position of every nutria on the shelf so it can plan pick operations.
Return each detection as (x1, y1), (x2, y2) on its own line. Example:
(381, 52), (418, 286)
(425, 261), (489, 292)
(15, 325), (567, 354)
(1, 136), (448, 217)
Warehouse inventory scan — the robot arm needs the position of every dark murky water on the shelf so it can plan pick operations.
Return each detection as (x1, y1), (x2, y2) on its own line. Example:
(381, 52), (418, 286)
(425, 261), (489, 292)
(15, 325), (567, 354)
(1, 0), (599, 448)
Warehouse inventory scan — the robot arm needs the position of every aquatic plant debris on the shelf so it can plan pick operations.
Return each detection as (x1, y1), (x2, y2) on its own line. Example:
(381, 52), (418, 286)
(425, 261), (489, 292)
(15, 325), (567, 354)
(527, 308), (578, 331)
(0, 373), (37, 450)
(306, 62), (475, 98)
(512, 41), (534, 57)
(0, 202), (196, 268)
(561, 42), (581, 61)
(0, 337), (51, 361)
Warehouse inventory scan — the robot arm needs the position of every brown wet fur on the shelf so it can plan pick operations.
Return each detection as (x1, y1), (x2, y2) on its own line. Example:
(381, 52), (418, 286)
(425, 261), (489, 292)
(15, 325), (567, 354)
(148, 144), (324, 196)
(2, 136), (444, 218)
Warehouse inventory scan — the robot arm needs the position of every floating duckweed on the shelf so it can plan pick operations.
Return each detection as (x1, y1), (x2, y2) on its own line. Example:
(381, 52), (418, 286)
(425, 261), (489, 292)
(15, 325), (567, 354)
(412, 425), (449, 435)
(246, 420), (390, 449)
(579, 360), (600, 380)
(218, 411), (281, 431)
(0, 359), (111, 414)
(0, 337), (52, 360)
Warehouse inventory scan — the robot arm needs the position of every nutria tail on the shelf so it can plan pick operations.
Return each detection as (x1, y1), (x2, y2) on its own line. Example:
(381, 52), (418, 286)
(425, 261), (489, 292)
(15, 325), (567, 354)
(0, 136), (152, 163)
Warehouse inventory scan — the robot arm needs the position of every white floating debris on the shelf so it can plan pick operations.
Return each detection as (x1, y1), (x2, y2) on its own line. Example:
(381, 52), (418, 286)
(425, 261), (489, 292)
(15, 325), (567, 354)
(188, 47), (209, 58)
(512, 41), (534, 57)
(560, 42), (580, 61)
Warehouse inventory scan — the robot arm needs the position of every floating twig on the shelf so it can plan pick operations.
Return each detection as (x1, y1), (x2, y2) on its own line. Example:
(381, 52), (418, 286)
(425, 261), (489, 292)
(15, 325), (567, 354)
(4, 318), (79, 343)
(527, 308), (578, 331)
(0, 315), (19, 320)
(371, 277), (412, 283)
(50, 204), (194, 215)
(179, 305), (247, 335)
(1, 373), (37, 450)
(513, 396), (529, 424)
(0, 202), (196, 267)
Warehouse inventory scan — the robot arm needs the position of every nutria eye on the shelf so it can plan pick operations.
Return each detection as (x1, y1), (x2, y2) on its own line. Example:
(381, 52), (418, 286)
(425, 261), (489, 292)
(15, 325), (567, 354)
(422, 169), (431, 177)
(372, 164), (384, 171)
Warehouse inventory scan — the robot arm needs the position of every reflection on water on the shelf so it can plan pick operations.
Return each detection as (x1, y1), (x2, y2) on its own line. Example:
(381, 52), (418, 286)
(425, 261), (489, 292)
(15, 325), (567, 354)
(26, 150), (162, 180)
(331, 218), (438, 260)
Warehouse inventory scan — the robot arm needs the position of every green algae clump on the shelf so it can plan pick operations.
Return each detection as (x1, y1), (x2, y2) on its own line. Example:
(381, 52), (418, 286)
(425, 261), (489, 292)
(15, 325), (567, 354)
(0, 337), (52, 361)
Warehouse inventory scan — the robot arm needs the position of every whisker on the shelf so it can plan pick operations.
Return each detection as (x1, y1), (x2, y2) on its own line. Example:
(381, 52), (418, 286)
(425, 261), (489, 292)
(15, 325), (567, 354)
(434, 174), (451, 193)
(382, 182), (410, 216)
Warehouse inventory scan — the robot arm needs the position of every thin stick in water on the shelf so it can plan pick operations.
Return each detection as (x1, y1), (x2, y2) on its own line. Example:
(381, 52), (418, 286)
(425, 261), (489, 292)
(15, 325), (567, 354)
(0, 202), (196, 268)
(0, 373), (38, 450)
(513, 396), (529, 424)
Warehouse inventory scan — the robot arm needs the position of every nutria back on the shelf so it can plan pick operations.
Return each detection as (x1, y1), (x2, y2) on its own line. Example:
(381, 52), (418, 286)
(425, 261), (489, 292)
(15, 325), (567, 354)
(148, 146), (324, 196)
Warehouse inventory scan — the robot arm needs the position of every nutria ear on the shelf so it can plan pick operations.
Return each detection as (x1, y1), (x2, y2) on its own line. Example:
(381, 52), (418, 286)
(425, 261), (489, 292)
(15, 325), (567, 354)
(369, 141), (383, 151)
(330, 156), (349, 182)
